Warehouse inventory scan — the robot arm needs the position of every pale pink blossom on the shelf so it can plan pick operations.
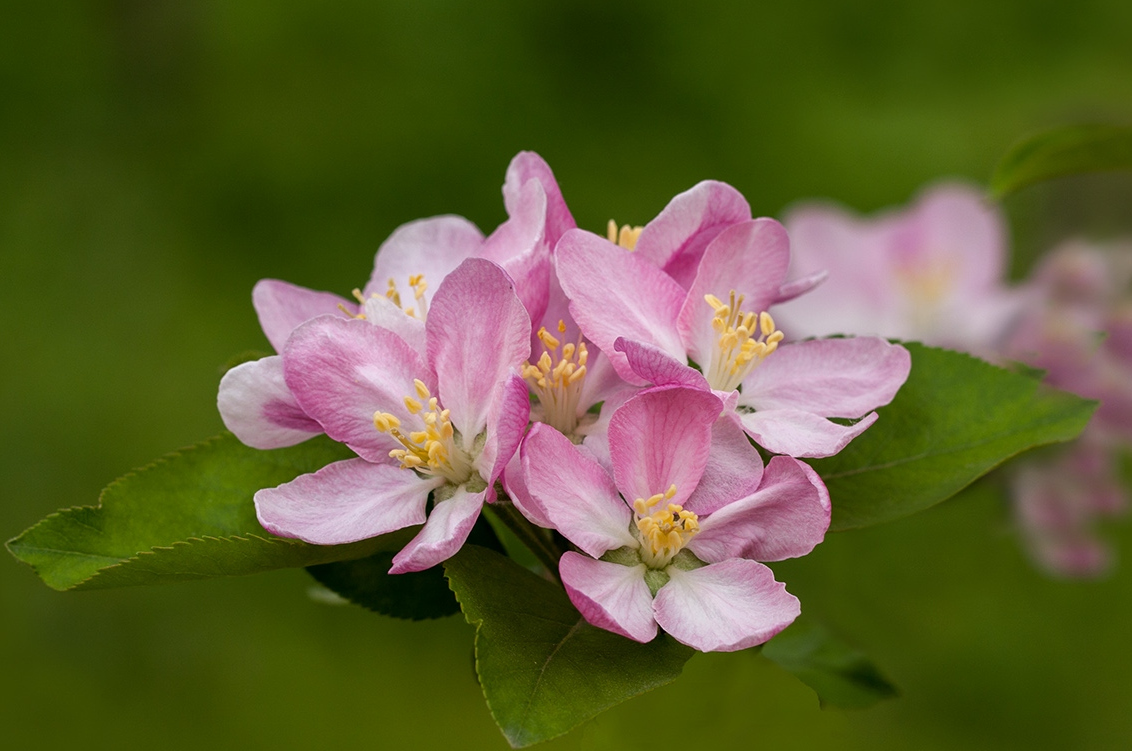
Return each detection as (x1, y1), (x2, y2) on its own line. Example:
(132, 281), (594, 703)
(521, 386), (830, 651)
(556, 217), (909, 458)
(779, 182), (1029, 355)
(252, 259), (532, 573)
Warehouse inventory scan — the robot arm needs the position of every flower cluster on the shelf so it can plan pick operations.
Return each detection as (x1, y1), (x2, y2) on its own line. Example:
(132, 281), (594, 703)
(778, 186), (1129, 577)
(218, 152), (912, 649)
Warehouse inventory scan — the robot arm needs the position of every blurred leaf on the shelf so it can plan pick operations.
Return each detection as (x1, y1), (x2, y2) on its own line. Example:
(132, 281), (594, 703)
(991, 124), (1132, 197)
(762, 618), (898, 709)
(306, 516), (504, 620)
(445, 545), (694, 748)
(7, 433), (395, 590)
(813, 343), (1095, 531)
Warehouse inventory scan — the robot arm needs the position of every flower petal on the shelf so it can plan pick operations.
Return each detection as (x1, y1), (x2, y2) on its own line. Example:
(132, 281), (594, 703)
(478, 373), (532, 486)
(426, 258), (531, 445)
(389, 485), (487, 573)
(360, 293), (428, 357)
(679, 219), (791, 364)
(683, 416), (764, 516)
(481, 176), (552, 328)
(501, 151), (576, 246)
(653, 559), (799, 652)
(363, 215), (485, 304)
(218, 356), (324, 449)
(284, 316), (432, 463)
(254, 457), (438, 545)
(608, 386), (721, 509)
(737, 408), (878, 458)
(501, 450), (554, 529)
(521, 423), (636, 556)
(690, 455), (830, 563)
(560, 552), (657, 643)
(556, 229), (687, 384)
(635, 180), (751, 289)
(738, 338), (910, 417)
(614, 337), (710, 390)
(253, 280), (354, 354)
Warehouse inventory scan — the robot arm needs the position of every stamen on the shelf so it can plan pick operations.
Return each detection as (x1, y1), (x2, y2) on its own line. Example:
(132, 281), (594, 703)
(522, 320), (590, 436)
(373, 388), (473, 485)
(702, 290), (784, 392)
(607, 219), (643, 251)
(383, 274), (432, 320)
(633, 486), (698, 569)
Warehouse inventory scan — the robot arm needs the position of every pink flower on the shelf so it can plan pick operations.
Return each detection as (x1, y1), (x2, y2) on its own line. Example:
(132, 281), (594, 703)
(556, 217), (910, 458)
(218, 215), (491, 450)
(521, 386), (830, 652)
(1004, 240), (1132, 576)
(778, 182), (1028, 355)
(252, 258), (532, 573)
(219, 154), (557, 452)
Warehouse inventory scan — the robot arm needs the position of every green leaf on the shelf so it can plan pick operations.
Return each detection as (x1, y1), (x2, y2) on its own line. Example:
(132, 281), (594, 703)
(445, 545), (694, 748)
(306, 516), (504, 621)
(990, 123), (1132, 197)
(762, 618), (898, 709)
(7, 433), (396, 590)
(812, 343), (1095, 531)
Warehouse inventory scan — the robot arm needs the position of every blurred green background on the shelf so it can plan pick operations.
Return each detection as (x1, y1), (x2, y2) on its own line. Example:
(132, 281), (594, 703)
(3, 1), (1132, 748)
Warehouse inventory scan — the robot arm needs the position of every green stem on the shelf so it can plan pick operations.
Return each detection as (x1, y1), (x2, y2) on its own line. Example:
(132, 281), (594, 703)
(486, 502), (565, 583)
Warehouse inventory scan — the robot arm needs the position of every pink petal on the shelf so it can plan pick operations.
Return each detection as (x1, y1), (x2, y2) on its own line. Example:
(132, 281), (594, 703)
(738, 408), (879, 458)
(774, 269), (828, 304)
(389, 485), (487, 573)
(678, 219), (791, 364)
(360, 294), (428, 357)
(253, 279), (355, 354)
(521, 423), (636, 556)
(614, 337), (710, 390)
(364, 215), (484, 302)
(501, 449), (554, 529)
(683, 416), (764, 516)
(478, 373), (532, 486)
(284, 316), (433, 463)
(501, 151), (576, 246)
(560, 552), (657, 643)
(654, 559), (800, 652)
(738, 338), (910, 417)
(556, 229), (687, 383)
(426, 258), (531, 445)
(635, 180), (751, 289)
(608, 387), (721, 509)
(904, 182), (1007, 296)
(254, 457), (439, 545)
(218, 356), (324, 449)
(481, 177), (552, 328)
(690, 455), (830, 563)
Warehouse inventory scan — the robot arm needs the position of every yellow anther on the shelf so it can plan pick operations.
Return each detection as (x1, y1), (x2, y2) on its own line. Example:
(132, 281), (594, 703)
(523, 319), (592, 436)
(537, 326), (561, 351)
(607, 219), (643, 251)
(373, 412), (401, 432)
(413, 379), (431, 400)
(633, 484), (698, 569)
(703, 289), (784, 392)
(403, 396), (423, 414)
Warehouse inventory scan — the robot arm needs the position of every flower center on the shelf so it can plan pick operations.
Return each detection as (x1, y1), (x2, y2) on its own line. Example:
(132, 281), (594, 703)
(633, 485), (699, 569)
(521, 320), (589, 436)
(607, 220), (643, 251)
(373, 378), (474, 485)
(703, 291), (784, 392)
(383, 274), (430, 319)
